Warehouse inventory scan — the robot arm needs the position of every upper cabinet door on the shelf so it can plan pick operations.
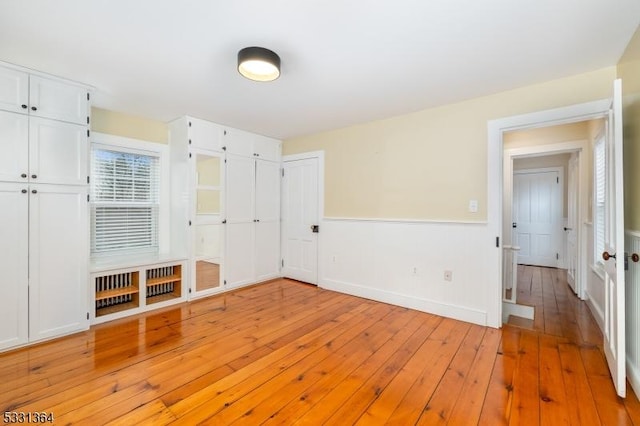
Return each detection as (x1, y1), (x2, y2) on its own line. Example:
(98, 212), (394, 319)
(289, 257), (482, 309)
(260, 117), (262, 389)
(224, 127), (255, 157)
(0, 67), (29, 114)
(29, 117), (87, 185)
(189, 117), (223, 151)
(29, 76), (88, 125)
(253, 135), (281, 162)
(0, 111), (28, 183)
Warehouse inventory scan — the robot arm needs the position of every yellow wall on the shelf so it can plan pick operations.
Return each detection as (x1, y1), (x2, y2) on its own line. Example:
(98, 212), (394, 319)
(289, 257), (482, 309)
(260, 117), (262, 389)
(91, 107), (168, 144)
(284, 67), (617, 221)
(503, 122), (590, 149)
(618, 26), (640, 231)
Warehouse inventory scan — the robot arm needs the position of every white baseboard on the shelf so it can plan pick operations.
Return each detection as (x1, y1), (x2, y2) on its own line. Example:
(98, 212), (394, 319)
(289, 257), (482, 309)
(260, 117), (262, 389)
(321, 278), (487, 325)
(585, 295), (604, 331)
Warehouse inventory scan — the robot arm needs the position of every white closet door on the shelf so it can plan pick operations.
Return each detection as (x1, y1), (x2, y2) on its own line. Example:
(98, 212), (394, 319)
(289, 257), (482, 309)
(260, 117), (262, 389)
(0, 110), (28, 183)
(224, 128), (255, 157)
(189, 118), (222, 151)
(0, 67), (28, 114)
(253, 136), (281, 162)
(29, 76), (88, 125)
(255, 160), (281, 222)
(0, 183), (29, 351)
(255, 221), (280, 282)
(226, 154), (255, 223)
(29, 184), (88, 342)
(225, 222), (255, 288)
(29, 117), (87, 185)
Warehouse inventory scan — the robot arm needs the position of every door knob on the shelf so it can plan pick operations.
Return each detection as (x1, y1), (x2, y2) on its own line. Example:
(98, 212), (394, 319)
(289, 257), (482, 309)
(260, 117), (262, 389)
(603, 251), (616, 261)
(310, 225), (319, 233)
(564, 227), (572, 231)
(632, 253), (640, 263)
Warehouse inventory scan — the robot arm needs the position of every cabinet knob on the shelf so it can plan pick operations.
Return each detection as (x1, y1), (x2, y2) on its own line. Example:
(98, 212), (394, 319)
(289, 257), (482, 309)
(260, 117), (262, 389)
(21, 173), (27, 178)
(21, 189), (27, 194)
(31, 174), (37, 179)
(31, 106), (37, 111)
(21, 104), (27, 109)
(31, 189), (37, 194)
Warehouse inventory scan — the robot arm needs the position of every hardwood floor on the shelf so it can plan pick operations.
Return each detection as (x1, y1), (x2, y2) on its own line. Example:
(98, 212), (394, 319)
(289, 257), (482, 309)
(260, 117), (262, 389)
(1, 270), (639, 425)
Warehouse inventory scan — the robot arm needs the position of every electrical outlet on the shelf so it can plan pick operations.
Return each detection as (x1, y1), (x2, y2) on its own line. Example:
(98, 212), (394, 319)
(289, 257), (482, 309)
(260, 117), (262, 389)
(444, 270), (453, 282)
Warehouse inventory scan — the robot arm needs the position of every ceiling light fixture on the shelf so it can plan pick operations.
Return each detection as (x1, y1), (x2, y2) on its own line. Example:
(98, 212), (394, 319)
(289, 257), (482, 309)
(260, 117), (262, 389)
(237, 46), (281, 82)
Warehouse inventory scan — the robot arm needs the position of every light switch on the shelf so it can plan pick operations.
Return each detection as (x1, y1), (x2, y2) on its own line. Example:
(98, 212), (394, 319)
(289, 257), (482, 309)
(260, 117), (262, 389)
(469, 199), (478, 213)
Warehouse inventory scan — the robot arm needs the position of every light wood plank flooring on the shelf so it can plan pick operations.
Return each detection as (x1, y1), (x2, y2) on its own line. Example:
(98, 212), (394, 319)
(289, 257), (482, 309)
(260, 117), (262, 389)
(1, 270), (639, 425)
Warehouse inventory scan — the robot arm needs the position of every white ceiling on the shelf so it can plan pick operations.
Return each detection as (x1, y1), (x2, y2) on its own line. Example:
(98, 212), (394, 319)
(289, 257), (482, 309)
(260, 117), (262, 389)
(1, 1), (638, 140)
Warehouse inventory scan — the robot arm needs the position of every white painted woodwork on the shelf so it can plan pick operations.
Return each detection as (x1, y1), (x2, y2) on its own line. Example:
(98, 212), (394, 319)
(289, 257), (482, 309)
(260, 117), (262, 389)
(226, 154), (255, 224)
(189, 117), (223, 151)
(253, 135), (282, 162)
(0, 183), (29, 351)
(0, 110), (28, 183)
(0, 67), (28, 114)
(225, 155), (281, 287)
(513, 169), (561, 267)
(281, 158), (319, 284)
(224, 128), (255, 158)
(28, 184), (88, 342)
(602, 78), (626, 398)
(626, 230), (640, 399)
(225, 222), (255, 288)
(28, 75), (88, 125)
(225, 128), (281, 162)
(191, 150), (224, 298)
(29, 117), (87, 185)
(320, 219), (491, 325)
(255, 160), (281, 281)
(567, 155), (579, 293)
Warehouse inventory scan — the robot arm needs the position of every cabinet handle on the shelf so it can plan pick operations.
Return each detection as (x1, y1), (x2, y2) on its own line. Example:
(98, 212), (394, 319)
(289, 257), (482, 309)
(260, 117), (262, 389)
(21, 104), (27, 109)
(21, 173), (27, 178)
(31, 174), (37, 179)
(31, 106), (37, 111)
(31, 189), (37, 194)
(21, 189), (27, 194)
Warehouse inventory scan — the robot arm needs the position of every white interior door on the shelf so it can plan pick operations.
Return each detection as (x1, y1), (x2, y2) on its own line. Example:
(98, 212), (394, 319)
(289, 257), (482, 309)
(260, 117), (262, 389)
(282, 157), (319, 284)
(255, 160), (281, 281)
(513, 169), (561, 267)
(602, 78), (626, 398)
(566, 155), (578, 292)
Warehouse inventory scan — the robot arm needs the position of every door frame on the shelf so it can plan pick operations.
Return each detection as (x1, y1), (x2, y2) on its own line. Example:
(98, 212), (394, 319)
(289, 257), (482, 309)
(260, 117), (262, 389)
(281, 150), (325, 284)
(487, 98), (611, 327)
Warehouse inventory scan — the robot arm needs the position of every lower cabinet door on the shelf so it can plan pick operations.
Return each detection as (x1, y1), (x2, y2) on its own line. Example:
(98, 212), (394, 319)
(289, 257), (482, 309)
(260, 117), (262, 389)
(0, 183), (29, 351)
(225, 222), (254, 289)
(29, 184), (88, 342)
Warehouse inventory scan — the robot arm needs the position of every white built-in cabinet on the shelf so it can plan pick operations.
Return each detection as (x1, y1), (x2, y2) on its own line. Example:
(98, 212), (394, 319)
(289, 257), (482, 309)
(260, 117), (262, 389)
(0, 64), (90, 352)
(169, 115), (281, 295)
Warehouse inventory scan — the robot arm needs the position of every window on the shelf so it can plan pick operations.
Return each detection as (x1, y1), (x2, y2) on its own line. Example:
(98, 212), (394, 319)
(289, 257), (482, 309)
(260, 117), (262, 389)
(593, 134), (606, 266)
(91, 147), (160, 255)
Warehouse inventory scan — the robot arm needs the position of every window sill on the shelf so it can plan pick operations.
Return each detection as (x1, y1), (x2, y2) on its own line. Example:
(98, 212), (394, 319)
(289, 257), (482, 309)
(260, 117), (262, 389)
(90, 252), (187, 273)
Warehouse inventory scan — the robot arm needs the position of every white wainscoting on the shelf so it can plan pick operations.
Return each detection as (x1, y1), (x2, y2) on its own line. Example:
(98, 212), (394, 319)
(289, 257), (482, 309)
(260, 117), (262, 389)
(319, 218), (495, 326)
(626, 230), (640, 399)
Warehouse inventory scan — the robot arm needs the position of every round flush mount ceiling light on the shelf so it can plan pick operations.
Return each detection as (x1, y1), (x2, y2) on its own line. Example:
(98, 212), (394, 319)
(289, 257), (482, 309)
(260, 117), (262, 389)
(237, 46), (281, 82)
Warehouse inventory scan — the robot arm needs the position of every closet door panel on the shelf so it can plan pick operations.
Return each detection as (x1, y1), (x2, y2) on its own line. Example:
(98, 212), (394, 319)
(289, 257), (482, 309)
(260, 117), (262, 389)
(0, 67), (28, 114)
(29, 184), (88, 342)
(0, 183), (29, 351)
(255, 159), (280, 222)
(29, 76), (88, 125)
(29, 117), (87, 185)
(0, 110), (28, 183)
(226, 154), (255, 223)
(225, 222), (254, 288)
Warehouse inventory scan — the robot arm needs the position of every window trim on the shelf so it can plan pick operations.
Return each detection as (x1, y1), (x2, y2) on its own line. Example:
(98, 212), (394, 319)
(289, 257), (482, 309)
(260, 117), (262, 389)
(90, 132), (170, 258)
(592, 130), (606, 271)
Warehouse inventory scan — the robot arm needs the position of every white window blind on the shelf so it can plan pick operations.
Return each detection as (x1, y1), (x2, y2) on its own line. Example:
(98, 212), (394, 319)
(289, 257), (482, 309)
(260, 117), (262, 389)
(91, 148), (160, 255)
(594, 136), (606, 265)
